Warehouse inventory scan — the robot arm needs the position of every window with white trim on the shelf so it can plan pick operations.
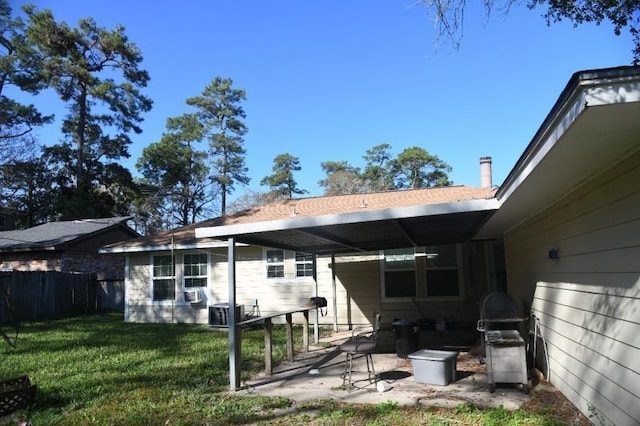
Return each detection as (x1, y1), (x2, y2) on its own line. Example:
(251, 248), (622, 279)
(152, 255), (175, 301)
(426, 244), (461, 297)
(383, 248), (416, 298)
(266, 249), (284, 279)
(183, 253), (207, 288)
(295, 252), (314, 278)
(382, 244), (463, 299)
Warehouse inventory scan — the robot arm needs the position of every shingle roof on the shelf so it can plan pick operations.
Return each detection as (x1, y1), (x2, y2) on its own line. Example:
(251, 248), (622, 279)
(0, 217), (134, 252)
(103, 186), (496, 252)
(220, 186), (496, 224)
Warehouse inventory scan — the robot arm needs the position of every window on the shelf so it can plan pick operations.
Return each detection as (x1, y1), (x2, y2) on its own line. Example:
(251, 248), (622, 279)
(426, 244), (461, 297)
(295, 252), (314, 278)
(184, 253), (207, 288)
(266, 249), (284, 279)
(383, 248), (416, 298)
(153, 255), (175, 301)
(381, 244), (463, 300)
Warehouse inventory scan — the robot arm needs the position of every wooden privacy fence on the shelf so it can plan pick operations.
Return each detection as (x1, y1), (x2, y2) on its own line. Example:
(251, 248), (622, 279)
(0, 271), (124, 323)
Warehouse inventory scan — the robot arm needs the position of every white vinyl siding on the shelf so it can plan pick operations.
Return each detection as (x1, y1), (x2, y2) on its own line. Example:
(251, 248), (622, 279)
(506, 150), (640, 426)
(330, 252), (381, 326)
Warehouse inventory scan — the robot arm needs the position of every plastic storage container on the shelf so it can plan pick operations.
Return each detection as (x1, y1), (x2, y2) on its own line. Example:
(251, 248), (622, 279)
(408, 349), (458, 386)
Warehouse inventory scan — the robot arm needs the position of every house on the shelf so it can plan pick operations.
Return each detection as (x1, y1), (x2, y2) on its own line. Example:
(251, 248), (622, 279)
(0, 217), (140, 317)
(0, 217), (138, 280)
(103, 65), (639, 425)
(474, 66), (640, 426)
(101, 185), (500, 327)
(195, 65), (640, 425)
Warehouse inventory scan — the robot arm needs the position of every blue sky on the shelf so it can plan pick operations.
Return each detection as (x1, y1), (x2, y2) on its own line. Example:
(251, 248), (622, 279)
(9, 1), (635, 199)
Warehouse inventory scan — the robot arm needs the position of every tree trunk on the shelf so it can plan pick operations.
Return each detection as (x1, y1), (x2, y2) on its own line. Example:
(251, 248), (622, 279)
(76, 84), (88, 190)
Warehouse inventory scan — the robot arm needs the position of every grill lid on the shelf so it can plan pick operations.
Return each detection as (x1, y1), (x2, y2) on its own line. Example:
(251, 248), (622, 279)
(481, 292), (520, 320)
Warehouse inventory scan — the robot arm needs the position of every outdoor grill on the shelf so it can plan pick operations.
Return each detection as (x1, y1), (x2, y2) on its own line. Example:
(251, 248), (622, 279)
(476, 292), (529, 393)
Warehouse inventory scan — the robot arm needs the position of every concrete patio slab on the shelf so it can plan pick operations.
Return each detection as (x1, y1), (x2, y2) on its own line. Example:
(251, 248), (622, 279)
(240, 331), (532, 410)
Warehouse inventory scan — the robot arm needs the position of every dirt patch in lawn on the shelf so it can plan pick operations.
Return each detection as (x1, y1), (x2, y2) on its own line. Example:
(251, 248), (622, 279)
(411, 352), (591, 425)
(521, 382), (591, 426)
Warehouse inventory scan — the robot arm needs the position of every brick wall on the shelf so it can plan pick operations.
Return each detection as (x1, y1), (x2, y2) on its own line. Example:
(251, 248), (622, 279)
(0, 251), (125, 280)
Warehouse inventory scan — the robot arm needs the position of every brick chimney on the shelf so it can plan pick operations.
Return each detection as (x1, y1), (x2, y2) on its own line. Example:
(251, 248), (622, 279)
(480, 156), (492, 188)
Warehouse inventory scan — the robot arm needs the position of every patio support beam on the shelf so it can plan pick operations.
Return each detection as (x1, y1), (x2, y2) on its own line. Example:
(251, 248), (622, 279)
(331, 253), (337, 332)
(302, 311), (309, 351)
(285, 313), (294, 361)
(391, 219), (418, 247)
(294, 227), (366, 252)
(228, 237), (241, 391)
(312, 254), (319, 344)
(264, 318), (273, 374)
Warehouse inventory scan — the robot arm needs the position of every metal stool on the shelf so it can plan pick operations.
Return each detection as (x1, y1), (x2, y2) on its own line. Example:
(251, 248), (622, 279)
(339, 313), (381, 391)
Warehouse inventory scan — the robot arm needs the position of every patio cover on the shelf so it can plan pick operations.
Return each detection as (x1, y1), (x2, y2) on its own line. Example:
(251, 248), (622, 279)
(193, 64), (640, 392)
(195, 188), (499, 254)
(195, 186), (498, 390)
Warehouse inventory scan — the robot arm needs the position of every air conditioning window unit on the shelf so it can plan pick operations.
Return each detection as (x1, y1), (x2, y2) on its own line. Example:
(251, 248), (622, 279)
(184, 288), (202, 304)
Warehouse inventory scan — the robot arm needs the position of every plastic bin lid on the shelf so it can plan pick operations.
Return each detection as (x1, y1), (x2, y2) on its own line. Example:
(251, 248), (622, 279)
(407, 349), (458, 361)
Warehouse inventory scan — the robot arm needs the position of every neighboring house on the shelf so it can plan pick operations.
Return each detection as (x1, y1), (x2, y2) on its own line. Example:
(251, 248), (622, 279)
(103, 65), (639, 425)
(0, 217), (139, 281)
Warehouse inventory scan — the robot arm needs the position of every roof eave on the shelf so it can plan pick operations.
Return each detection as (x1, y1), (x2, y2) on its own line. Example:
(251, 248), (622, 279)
(99, 240), (245, 254)
(0, 246), (58, 253)
(196, 198), (499, 240)
(496, 66), (640, 202)
(476, 65), (640, 240)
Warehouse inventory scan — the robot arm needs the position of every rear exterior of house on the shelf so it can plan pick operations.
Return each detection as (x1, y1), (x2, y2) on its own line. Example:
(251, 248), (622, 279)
(505, 151), (640, 426)
(475, 66), (640, 426)
(112, 185), (499, 327)
(122, 230), (503, 333)
(109, 65), (640, 426)
(320, 241), (503, 328)
(124, 245), (317, 323)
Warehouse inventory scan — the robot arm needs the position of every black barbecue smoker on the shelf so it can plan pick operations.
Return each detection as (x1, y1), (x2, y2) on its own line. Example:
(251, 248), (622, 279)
(476, 292), (529, 393)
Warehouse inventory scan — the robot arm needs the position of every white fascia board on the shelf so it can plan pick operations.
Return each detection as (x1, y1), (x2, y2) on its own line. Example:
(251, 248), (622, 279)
(498, 89), (587, 203)
(497, 70), (640, 204)
(583, 78), (640, 106)
(99, 240), (241, 254)
(195, 198), (499, 239)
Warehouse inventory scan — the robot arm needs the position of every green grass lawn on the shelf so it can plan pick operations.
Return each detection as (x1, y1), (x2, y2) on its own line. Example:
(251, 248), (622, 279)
(1, 314), (571, 425)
